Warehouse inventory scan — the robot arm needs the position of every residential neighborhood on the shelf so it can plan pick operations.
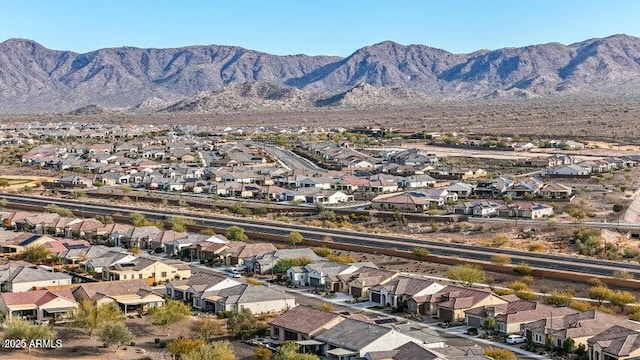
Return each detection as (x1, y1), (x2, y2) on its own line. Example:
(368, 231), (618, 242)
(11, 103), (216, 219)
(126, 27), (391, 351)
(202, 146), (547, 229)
(2, 121), (640, 360)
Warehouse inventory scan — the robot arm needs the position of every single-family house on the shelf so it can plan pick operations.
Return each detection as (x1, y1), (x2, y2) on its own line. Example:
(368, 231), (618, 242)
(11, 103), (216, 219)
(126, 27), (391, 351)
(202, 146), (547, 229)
(0, 289), (78, 324)
(269, 305), (344, 342)
(197, 283), (295, 314)
(464, 300), (577, 334)
(369, 276), (445, 311)
(72, 280), (165, 314)
(522, 310), (640, 349)
(244, 248), (324, 275)
(167, 271), (240, 305)
(588, 326), (640, 360)
(288, 261), (376, 288)
(314, 318), (423, 359)
(409, 285), (509, 323)
(453, 200), (501, 217)
(102, 258), (191, 283)
(0, 266), (73, 292)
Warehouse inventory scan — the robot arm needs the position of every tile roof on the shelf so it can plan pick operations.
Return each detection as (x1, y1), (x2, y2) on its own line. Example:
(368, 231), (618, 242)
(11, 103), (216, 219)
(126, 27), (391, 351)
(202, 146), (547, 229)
(314, 318), (392, 351)
(366, 341), (440, 360)
(371, 276), (437, 297)
(268, 305), (342, 336)
(0, 289), (76, 306)
(588, 326), (640, 357)
(0, 266), (72, 285)
(205, 283), (292, 305)
(168, 271), (233, 293)
(73, 279), (151, 299)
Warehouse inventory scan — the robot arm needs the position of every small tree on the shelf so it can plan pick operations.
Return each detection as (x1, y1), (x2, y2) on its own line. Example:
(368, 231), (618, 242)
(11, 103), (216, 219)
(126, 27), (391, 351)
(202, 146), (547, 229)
(100, 322), (134, 350)
(224, 226), (249, 241)
(286, 231), (303, 246)
(169, 215), (188, 232)
(275, 341), (320, 360)
(190, 316), (225, 340)
(184, 341), (237, 360)
(608, 290), (637, 312)
(168, 338), (206, 358)
(129, 212), (145, 226)
(483, 317), (496, 332)
(71, 301), (124, 338)
(254, 346), (273, 360)
(148, 299), (192, 336)
(563, 338), (576, 354)
(483, 347), (516, 360)
(588, 285), (613, 305)
(502, 194), (512, 203)
(23, 244), (51, 263)
(447, 264), (485, 286)
(227, 308), (261, 339)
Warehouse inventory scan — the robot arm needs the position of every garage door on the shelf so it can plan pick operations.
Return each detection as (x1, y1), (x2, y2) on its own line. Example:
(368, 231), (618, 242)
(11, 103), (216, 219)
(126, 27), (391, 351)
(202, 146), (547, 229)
(371, 292), (381, 303)
(351, 287), (362, 298)
(467, 316), (482, 328)
(439, 309), (454, 322)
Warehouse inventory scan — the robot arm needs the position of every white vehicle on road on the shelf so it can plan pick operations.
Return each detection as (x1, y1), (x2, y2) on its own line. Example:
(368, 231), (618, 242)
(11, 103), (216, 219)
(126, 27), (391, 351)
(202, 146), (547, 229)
(506, 335), (526, 344)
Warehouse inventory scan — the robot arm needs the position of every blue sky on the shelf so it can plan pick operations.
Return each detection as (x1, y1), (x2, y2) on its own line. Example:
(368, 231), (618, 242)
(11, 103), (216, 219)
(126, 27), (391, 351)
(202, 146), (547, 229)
(1, 0), (639, 56)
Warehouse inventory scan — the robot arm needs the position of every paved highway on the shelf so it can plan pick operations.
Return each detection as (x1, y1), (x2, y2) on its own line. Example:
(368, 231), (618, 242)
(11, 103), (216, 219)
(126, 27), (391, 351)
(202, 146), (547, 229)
(468, 216), (640, 233)
(257, 142), (324, 172)
(2, 193), (640, 278)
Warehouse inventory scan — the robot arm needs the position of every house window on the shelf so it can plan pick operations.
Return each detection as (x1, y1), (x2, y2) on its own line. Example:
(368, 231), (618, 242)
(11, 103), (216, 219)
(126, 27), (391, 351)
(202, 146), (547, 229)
(139, 274), (142, 279)
(122, 275), (127, 279)
(161, 272), (167, 278)
(273, 327), (280, 337)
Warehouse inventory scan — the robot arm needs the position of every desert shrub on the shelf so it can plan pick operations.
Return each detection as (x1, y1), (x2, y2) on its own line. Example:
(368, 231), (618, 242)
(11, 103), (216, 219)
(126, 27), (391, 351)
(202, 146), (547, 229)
(489, 234), (511, 247)
(326, 254), (356, 264)
(514, 290), (537, 301)
(575, 227), (602, 256)
(412, 247), (431, 259)
(569, 300), (592, 312)
(513, 262), (533, 276)
(491, 254), (511, 265)
(484, 347), (516, 360)
(313, 247), (332, 257)
(528, 243), (546, 252)
(544, 290), (574, 307)
(492, 288), (514, 296)
(508, 281), (529, 291)
(623, 247), (640, 259)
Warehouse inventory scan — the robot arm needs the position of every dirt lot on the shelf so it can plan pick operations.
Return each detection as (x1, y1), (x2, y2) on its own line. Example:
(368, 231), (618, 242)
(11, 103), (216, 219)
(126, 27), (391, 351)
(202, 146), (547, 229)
(0, 316), (263, 360)
(3, 97), (640, 141)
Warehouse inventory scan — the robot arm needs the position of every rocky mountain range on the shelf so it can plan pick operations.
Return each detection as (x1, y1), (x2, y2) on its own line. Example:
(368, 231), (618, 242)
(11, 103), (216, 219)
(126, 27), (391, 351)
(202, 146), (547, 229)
(1, 34), (640, 113)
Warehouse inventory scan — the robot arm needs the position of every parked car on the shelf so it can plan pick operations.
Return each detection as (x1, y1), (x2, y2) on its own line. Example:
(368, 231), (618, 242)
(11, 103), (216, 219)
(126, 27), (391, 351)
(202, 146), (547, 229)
(231, 265), (247, 273)
(506, 335), (526, 344)
(227, 271), (242, 278)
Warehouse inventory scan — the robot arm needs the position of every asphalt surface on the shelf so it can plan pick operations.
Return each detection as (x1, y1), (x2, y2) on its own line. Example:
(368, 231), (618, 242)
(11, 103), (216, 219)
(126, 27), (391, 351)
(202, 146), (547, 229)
(4, 193), (640, 279)
(258, 143), (323, 171)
